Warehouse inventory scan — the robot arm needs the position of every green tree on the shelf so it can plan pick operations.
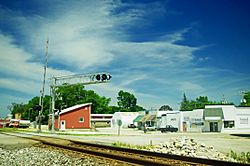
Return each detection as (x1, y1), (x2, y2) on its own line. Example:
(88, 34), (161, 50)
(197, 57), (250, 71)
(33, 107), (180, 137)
(117, 90), (136, 110)
(21, 95), (51, 123)
(55, 83), (111, 114)
(240, 91), (250, 106)
(25, 96), (40, 122)
(159, 105), (173, 111)
(8, 103), (26, 118)
(195, 96), (209, 109)
(180, 93), (192, 111)
(106, 106), (120, 114)
(117, 90), (144, 112)
(180, 93), (235, 111)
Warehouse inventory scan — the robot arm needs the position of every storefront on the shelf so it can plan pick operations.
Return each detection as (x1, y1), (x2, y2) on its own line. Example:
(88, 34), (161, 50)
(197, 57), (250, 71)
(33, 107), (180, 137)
(203, 107), (224, 132)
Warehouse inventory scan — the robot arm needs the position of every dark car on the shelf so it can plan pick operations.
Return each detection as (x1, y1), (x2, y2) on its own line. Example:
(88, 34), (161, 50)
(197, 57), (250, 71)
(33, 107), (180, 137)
(160, 125), (178, 133)
(128, 124), (136, 128)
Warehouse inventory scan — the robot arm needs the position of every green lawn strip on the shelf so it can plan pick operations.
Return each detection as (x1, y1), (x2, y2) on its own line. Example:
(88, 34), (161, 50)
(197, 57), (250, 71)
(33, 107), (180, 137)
(227, 150), (250, 163)
(112, 141), (153, 150)
(0, 128), (113, 136)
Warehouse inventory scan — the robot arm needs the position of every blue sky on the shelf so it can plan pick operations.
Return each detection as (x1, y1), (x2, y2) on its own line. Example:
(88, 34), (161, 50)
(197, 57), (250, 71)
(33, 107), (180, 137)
(1, 0), (250, 117)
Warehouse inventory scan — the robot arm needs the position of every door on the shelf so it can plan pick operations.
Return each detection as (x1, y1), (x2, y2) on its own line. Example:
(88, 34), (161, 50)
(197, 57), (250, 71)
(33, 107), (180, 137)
(209, 122), (218, 132)
(214, 122), (218, 132)
(61, 120), (66, 130)
(183, 122), (187, 132)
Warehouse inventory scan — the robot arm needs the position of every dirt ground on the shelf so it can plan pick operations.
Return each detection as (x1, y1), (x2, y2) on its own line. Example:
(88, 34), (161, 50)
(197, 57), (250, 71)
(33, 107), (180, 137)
(0, 133), (39, 149)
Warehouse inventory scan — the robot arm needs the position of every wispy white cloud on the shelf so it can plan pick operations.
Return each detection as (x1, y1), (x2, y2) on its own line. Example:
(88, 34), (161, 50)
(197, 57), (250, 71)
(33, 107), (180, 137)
(0, 0), (249, 116)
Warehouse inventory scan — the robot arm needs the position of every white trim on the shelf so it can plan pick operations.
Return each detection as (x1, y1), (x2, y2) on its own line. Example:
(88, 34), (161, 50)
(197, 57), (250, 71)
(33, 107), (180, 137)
(205, 117), (221, 120)
(60, 103), (92, 115)
(79, 117), (84, 123)
(60, 120), (66, 130)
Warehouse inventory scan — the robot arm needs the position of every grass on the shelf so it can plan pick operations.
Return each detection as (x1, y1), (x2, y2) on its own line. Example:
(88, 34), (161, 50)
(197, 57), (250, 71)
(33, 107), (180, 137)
(0, 128), (19, 132)
(112, 141), (153, 150)
(0, 127), (112, 136)
(227, 150), (250, 163)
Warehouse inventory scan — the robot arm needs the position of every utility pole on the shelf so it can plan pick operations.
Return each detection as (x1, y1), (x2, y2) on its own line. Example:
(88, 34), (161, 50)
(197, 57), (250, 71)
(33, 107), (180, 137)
(38, 39), (49, 133)
(240, 91), (247, 104)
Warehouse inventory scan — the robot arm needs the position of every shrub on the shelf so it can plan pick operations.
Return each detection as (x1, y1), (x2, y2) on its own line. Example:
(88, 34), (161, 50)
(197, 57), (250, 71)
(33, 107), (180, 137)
(227, 150), (250, 163)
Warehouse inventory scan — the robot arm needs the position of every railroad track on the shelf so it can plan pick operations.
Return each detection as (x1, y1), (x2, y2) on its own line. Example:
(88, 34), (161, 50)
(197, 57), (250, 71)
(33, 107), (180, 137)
(1, 132), (247, 166)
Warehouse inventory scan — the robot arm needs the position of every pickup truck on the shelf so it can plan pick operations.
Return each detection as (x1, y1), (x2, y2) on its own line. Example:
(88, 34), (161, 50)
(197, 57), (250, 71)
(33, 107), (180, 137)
(160, 125), (178, 133)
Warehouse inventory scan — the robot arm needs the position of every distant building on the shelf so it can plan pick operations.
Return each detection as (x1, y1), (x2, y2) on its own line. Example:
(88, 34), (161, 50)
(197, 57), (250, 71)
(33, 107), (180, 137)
(90, 114), (113, 128)
(15, 113), (21, 120)
(111, 112), (139, 128)
(180, 109), (203, 132)
(179, 105), (250, 133)
(203, 105), (250, 133)
(160, 111), (180, 130)
(54, 103), (92, 130)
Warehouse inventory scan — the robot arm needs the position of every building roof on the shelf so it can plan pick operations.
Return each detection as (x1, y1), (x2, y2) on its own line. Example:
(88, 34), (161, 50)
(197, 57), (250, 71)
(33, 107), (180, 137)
(59, 103), (92, 115)
(139, 114), (156, 123)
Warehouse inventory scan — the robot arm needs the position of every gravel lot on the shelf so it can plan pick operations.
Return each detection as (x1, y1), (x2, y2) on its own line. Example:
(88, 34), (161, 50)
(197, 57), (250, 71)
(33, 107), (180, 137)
(0, 133), (131, 166)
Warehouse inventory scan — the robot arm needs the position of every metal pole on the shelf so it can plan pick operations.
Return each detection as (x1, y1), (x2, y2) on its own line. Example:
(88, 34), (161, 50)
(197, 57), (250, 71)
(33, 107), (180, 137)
(38, 39), (49, 133)
(51, 77), (56, 133)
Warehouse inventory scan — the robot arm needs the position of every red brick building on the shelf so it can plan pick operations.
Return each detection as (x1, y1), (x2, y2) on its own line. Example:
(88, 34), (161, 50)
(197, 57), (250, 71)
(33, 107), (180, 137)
(54, 103), (92, 130)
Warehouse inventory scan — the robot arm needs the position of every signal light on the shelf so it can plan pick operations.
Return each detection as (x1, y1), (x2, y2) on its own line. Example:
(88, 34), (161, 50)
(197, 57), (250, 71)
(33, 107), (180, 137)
(102, 74), (107, 81)
(107, 74), (112, 80)
(95, 73), (111, 82)
(96, 74), (101, 81)
(34, 105), (42, 111)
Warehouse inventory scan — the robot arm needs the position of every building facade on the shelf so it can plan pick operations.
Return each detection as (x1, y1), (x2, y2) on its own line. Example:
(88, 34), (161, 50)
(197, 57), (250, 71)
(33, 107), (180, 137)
(90, 114), (113, 128)
(180, 105), (250, 133)
(111, 112), (139, 128)
(54, 103), (92, 130)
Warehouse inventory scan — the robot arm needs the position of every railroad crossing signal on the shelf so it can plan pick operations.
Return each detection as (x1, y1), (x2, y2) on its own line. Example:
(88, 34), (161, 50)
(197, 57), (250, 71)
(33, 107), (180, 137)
(49, 72), (112, 133)
(51, 72), (111, 87)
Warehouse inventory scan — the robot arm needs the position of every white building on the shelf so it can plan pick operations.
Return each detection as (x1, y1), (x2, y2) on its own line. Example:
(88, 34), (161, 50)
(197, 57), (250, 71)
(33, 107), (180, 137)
(159, 111), (180, 129)
(180, 109), (203, 132)
(111, 112), (139, 128)
(203, 105), (250, 133)
(180, 105), (250, 133)
(235, 107), (250, 133)
(90, 114), (113, 127)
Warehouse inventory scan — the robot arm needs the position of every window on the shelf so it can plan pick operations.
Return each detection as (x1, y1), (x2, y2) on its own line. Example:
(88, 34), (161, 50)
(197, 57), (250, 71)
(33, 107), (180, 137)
(224, 121), (234, 128)
(79, 117), (84, 123)
(240, 118), (248, 124)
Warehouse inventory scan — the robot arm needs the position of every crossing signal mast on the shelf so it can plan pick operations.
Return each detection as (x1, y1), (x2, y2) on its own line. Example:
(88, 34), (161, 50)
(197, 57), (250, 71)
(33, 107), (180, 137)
(50, 72), (111, 133)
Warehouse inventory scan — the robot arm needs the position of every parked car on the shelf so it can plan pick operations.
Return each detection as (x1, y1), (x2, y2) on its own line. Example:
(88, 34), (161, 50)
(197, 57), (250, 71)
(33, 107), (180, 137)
(160, 125), (178, 133)
(9, 119), (30, 128)
(128, 124), (136, 128)
(146, 126), (157, 131)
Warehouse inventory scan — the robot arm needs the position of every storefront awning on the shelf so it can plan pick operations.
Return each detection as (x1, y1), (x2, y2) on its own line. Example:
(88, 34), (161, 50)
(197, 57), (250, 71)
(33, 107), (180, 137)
(203, 108), (224, 120)
(133, 115), (144, 122)
(139, 114), (156, 123)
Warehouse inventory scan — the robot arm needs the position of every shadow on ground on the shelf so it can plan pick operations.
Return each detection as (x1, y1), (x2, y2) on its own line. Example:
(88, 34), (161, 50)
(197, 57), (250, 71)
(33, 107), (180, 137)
(230, 134), (250, 138)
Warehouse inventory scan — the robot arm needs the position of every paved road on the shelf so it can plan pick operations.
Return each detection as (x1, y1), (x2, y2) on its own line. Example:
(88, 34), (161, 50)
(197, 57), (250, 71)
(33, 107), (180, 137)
(46, 128), (250, 154)
(2, 128), (249, 154)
